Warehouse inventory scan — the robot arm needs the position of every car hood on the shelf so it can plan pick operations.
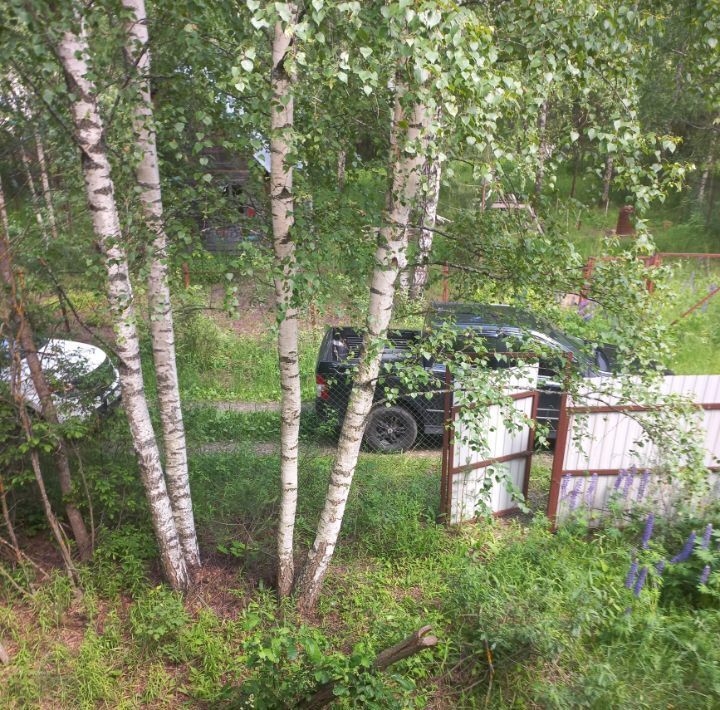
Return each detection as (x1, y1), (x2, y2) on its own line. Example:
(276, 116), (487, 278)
(37, 339), (109, 381)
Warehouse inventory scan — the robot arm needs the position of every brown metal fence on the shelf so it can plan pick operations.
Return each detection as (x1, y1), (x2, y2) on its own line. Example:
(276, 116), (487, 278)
(546, 374), (720, 528)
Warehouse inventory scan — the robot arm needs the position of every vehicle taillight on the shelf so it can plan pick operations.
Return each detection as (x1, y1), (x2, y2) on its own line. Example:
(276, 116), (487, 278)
(316, 374), (329, 401)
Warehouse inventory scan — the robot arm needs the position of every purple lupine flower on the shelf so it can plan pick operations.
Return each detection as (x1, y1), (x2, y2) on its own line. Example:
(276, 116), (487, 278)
(569, 479), (583, 511)
(585, 473), (598, 506)
(670, 531), (697, 564)
(625, 559), (639, 589)
(622, 469), (634, 499)
(560, 474), (571, 499)
(613, 469), (626, 492)
(633, 566), (649, 597)
(701, 524), (713, 550)
(655, 559), (666, 575)
(641, 513), (655, 550)
(636, 470), (651, 502)
(700, 565), (711, 586)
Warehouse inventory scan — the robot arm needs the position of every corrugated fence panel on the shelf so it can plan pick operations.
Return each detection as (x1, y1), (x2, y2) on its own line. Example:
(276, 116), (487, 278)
(553, 374), (720, 525)
(450, 365), (537, 524)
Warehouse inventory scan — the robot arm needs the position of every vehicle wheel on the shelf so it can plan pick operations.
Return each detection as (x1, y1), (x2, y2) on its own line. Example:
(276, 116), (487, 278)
(365, 406), (418, 453)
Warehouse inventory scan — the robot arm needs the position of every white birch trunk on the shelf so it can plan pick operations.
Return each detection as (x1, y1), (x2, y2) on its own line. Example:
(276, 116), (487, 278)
(122, 0), (200, 570)
(270, 11), (301, 597)
(601, 154), (614, 213)
(410, 153), (442, 300)
(56, 17), (188, 590)
(295, 90), (427, 611)
(337, 149), (346, 191)
(533, 100), (549, 199)
(19, 143), (46, 238)
(34, 130), (59, 241)
(699, 133), (716, 206)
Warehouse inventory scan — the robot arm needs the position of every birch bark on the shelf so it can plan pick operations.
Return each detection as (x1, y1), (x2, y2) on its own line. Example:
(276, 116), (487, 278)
(34, 130), (59, 241)
(295, 89), (427, 611)
(533, 99), (549, 199)
(122, 0), (200, 569)
(270, 11), (301, 597)
(699, 132), (716, 206)
(410, 151), (442, 298)
(600, 154), (613, 212)
(56, 16), (188, 589)
(0, 178), (91, 559)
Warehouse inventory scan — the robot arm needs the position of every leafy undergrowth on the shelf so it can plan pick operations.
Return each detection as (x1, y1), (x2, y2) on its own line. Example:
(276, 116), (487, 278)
(2, 447), (720, 708)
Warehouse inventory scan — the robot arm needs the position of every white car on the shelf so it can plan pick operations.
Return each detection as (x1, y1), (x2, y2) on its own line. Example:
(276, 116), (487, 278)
(1, 338), (121, 422)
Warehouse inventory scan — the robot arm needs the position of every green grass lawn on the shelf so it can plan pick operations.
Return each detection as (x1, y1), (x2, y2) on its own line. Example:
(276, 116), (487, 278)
(2, 406), (720, 708)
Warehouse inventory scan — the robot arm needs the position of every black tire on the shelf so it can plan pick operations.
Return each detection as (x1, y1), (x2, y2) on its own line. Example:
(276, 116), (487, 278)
(364, 405), (418, 453)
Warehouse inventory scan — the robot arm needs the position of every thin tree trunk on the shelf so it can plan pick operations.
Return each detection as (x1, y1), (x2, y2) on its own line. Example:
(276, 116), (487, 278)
(122, 0), (199, 570)
(337, 148), (346, 191)
(34, 130), (59, 241)
(270, 9), (301, 597)
(601, 154), (613, 212)
(410, 152), (442, 300)
(18, 143), (47, 241)
(533, 99), (549, 200)
(0, 476), (20, 563)
(6, 337), (77, 581)
(0, 178), (91, 560)
(57, 16), (188, 590)
(698, 132), (716, 207)
(295, 87), (427, 612)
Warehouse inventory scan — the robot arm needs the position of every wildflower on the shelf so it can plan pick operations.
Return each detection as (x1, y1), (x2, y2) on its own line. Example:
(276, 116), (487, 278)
(701, 524), (713, 550)
(613, 469), (626, 492)
(655, 560), (666, 575)
(560, 474), (571, 499)
(670, 531), (696, 564)
(633, 566), (649, 597)
(585, 473), (598, 506)
(700, 565), (711, 586)
(636, 470), (651, 502)
(625, 559), (638, 589)
(569, 479), (583, 511)
(641, 513), (654, 550)
(622, 469), (634, 499)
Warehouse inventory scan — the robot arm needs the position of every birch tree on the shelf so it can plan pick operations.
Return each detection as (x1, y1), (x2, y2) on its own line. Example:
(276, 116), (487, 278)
(122, 0), (200, 570)
(410, 108), (443, 300)
(295, 84), (427, 610)
(268, 5), (301, 598)
(55, 9), (189, 589)
(34, 129), (58, 241)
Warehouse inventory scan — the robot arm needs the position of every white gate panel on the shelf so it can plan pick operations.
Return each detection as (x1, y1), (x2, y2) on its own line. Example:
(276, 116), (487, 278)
(448, 365), (538, 524)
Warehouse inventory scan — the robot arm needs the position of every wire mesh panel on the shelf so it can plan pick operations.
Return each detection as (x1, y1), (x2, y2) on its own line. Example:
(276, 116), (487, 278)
(548, 375), (720, 526)
(441, 364), (539, 524)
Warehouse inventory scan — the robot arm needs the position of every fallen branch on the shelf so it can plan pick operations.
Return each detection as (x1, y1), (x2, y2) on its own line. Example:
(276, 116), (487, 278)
(299, 625), (438, 709)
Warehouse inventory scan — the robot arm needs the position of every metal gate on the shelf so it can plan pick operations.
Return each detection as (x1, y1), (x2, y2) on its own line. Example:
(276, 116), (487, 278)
(441, 365), (539, 524)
